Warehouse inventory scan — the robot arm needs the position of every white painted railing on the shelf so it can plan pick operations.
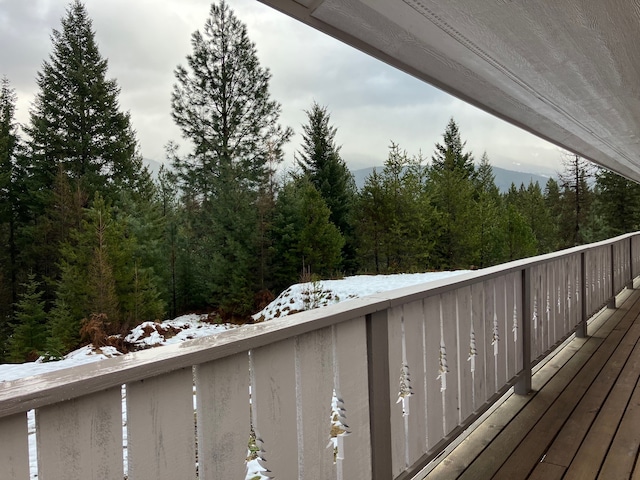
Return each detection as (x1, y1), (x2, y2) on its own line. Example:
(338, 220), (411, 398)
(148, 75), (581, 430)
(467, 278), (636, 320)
(1, 233), (639, 480)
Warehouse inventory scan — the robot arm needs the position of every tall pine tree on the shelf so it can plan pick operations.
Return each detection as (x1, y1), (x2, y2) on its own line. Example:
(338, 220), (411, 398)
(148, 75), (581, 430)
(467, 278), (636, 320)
(429, 119), (476, 269)
(0, 77), (22, 354)
(23, 0), (150, 294)
(26, 0), (145, 200)
(171, 0), (292, 315)
(296, 102), (356, 272)
(558, 153), (595, 247)
(431, 118), (475, 177)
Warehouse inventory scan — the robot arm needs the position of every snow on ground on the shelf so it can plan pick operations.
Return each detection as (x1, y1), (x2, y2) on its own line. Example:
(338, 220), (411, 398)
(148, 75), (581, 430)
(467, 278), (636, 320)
(0, 271), (466, 480)
(0, 314), (235, 382)
(252, 271), (468, 321)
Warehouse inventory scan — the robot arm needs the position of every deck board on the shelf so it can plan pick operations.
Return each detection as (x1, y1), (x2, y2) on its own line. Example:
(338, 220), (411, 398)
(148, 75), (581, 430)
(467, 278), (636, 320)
(423, 287), (640, 480)
(597, 375), (640, 479)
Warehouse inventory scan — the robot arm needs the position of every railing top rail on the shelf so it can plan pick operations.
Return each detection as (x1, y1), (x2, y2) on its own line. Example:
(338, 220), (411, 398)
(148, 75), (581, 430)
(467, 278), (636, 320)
(1, 232), (637, 419)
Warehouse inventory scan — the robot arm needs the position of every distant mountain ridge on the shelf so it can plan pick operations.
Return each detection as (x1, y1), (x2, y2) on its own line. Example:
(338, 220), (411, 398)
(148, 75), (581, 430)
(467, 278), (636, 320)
(144, 158), (553, 193)
(351, 165), (553, 193)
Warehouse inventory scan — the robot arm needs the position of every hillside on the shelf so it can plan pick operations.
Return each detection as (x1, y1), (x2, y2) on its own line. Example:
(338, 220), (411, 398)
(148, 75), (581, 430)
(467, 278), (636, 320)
(351, 164), (553, 192)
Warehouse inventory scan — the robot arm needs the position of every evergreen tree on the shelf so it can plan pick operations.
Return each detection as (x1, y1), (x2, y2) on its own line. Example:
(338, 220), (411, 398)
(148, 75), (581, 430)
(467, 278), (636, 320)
(595, 169), (640, 236)
(501, 202), (537, 261)
(471, 153), (503, 267)
(86, 199), (119, 322)
(22, 0), (149, 295)
(8, 274), (47, 362)
(156, 164), (180, 318)
(557, 153), (595, 247)
(355, 144), (434, 273)
(271, 178), (344, 290)
(50, 193), (164, 353)
(26, 0), (145, 200)
(428, 120), (476, 269)
(518, 181), (556, 254)
(431, 118), (475, 177)
(355, 169), (387, 273)
(0, 77), (22, 355)
(296, 102), (357, 272)
(170, 0), (292, 315)
(543, 178), (562, 249)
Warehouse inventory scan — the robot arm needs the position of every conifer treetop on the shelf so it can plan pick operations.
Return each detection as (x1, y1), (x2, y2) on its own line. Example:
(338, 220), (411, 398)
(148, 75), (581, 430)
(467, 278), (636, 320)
(27, 0), (141, 197)
(171, 0), (292, 195)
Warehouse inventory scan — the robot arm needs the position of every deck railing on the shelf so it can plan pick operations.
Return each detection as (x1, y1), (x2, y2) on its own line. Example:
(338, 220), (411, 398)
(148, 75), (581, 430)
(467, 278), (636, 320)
(2, 233), (639, 480)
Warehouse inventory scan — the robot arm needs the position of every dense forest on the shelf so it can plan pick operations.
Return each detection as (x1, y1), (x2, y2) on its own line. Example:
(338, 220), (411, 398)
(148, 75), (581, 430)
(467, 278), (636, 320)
(1, 0), (639, 362)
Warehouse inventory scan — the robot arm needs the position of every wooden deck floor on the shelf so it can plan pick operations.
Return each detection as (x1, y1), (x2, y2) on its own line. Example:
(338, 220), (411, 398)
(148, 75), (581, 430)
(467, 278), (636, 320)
(424, 286), (640, 480)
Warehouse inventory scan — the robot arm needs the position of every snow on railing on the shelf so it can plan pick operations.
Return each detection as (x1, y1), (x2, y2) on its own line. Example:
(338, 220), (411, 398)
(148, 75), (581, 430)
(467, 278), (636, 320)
(1, 233), (639, 480)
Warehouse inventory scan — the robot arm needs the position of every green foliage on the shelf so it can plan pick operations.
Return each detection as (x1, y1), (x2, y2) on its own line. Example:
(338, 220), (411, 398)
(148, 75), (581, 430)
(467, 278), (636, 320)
(46, 299), (76, 358)
(501, 203), (537, 261)
(26, 0), (144, 201)
(356, 144), (435, 273)
(517, 181), (557, 254)
(557, 153), (595, 247)
(355, 169), (386, 273)
(271, 178), (344, 290)
(14, 0), (150, 324)
(431, 118), (475, 178)
(8, 274), (47, 362)
(298, 183), (345, 277)
(428, 123), (476, 269)
(49, 193), (165, 353)
(0, 76), (21, 357)
(594, 169), (640, 237)
(471, 153), (504, 267)
(170, 0), (292, 315)
(296, 102), (357, 272)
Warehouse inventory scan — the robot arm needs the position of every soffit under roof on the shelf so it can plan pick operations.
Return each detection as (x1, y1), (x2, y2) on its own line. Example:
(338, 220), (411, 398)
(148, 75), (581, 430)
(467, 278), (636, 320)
(260, 0), (640, 181)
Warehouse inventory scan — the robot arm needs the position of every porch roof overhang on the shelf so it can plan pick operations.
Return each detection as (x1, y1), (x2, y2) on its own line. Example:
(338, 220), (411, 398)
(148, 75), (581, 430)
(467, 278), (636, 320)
(260, 0), (640, 182)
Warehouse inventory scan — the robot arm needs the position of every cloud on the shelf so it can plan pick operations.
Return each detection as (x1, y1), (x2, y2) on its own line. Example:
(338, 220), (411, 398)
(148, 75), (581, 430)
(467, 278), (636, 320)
(0, 0), (559, 173)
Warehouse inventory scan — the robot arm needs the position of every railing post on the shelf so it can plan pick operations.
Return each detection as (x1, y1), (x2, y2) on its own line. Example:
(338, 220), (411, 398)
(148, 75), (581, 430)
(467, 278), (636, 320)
(577, 251), (588, 338)
(608, 244), (616, 309)
(629, 236), (635, 289)
(515, 268), (531, 395)
(367, 310), (392, 480)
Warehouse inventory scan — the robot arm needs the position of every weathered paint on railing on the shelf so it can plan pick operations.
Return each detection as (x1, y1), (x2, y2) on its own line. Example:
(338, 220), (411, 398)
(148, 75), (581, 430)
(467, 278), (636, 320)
(0, 233), (638, 480)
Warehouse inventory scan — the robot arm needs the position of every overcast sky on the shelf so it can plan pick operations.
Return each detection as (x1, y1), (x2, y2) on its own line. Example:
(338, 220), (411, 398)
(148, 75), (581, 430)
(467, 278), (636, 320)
(0, 0), (561, 173)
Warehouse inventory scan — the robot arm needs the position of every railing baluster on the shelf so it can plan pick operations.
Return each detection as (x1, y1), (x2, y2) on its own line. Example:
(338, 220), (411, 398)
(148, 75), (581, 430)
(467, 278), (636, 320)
(36, 387), (122, 479)
(471, 282), (487, 408)
(127, 368), (195, 480)
(195, 352), (250, 480)
(251, 338), (298, 479)
(337, 316), (371, 480)
(404, 300), (428, 466)
(483, 279), (497, 395)
(387, 305), (406, 475)
(456, 286), (474, 422)
(494, 276), (507, 388)
(505, 272), (518, 381)
(0, 413), (29, 480)
(297, 328), (335, 480)
(441, 290), (459, 436)
(424, 295), (443, 450)
(609, 243), (617, 308)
